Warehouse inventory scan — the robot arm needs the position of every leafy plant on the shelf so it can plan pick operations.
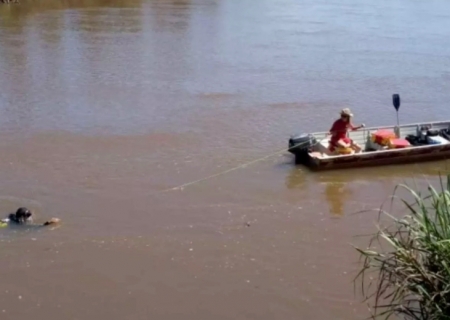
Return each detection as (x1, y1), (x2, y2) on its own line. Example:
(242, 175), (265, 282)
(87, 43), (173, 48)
(355, 175), (450, 320)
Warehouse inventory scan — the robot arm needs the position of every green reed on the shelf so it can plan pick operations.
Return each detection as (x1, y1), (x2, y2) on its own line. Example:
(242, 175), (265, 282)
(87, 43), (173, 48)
(355, 175), (450, 320)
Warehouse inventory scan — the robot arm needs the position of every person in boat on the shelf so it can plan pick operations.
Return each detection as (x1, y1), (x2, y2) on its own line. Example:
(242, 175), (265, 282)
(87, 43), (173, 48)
(0, 207), (60, 227)
(329, 108), (365, 154)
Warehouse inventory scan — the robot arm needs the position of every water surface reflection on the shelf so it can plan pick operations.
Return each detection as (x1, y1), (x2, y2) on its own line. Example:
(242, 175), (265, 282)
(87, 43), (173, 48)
(285, 160), (450, 217)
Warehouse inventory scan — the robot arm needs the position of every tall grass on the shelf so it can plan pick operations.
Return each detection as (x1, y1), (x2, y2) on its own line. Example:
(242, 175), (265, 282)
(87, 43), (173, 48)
(355, 175), (450, 320)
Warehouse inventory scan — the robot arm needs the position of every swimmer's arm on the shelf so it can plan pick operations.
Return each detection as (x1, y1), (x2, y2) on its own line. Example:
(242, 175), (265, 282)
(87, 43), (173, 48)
(43, 218), (60, 226)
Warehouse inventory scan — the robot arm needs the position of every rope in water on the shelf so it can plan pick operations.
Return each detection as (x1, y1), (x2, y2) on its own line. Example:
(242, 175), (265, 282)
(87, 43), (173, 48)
(161, 139), (316, 193)
(158, 128), (373, 195)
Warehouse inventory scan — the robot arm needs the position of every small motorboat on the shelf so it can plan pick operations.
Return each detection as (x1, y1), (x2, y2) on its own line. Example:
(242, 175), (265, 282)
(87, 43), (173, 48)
(288, 95), (450, 170)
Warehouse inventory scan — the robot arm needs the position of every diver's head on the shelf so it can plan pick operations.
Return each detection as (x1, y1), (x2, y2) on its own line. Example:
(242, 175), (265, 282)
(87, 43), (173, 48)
(15, 207), (33, 224)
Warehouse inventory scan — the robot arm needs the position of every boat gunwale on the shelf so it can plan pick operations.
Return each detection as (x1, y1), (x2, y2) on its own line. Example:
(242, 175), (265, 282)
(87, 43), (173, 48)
(309, 120), (450, 137)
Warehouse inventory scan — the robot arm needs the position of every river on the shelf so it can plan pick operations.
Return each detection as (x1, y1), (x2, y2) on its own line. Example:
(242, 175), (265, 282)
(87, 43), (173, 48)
(1, 0), (450, 319)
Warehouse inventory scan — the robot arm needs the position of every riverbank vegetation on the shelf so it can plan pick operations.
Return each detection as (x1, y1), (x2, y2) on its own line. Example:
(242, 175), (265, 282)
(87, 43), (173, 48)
(355, 175), (450, 319)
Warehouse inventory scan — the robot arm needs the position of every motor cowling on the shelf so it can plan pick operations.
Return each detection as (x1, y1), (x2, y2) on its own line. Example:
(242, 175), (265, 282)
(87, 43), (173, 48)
(288, 133), (316, 164)
(289, 133), (316, 152)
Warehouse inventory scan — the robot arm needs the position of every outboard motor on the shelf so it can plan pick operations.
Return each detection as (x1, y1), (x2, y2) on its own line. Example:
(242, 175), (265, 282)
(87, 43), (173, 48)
(288, 133), (317, 164)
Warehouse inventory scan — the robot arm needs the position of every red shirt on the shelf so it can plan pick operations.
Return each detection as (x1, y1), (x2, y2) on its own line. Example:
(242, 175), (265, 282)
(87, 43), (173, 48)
(330, 119), (355, 145)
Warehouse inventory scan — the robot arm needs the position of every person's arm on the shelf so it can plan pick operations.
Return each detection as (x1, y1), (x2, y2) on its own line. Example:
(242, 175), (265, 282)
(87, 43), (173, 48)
(43, 218), (60, 226)
(349, 122), (365, 131)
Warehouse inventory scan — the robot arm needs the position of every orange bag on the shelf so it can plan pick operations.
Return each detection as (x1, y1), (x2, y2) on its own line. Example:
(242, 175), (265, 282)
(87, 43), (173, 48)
(371, 130), (396, 146)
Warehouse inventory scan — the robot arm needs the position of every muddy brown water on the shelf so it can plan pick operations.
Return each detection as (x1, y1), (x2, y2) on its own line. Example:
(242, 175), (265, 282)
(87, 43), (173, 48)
(1, 0), (450, 319)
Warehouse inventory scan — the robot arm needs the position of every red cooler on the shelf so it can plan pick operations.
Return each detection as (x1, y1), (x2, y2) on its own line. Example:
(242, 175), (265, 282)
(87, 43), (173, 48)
(388, 138), (410, 149)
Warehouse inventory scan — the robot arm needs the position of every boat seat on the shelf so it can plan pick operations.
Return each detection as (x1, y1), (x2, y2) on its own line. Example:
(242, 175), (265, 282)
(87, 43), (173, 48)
(309, 151), (327, 159)
(317, 138), (332, 155)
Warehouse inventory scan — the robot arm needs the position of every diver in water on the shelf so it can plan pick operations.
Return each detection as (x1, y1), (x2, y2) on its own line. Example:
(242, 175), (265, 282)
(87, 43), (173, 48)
(0, 207), (60, 227)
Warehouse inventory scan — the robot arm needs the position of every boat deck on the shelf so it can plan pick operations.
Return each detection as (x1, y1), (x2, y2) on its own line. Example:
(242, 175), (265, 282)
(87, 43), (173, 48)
(309, 121), (450, 159)
(293, 121), (450, 170)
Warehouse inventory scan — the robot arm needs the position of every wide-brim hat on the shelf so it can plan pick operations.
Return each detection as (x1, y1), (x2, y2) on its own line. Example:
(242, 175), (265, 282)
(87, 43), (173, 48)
(340, 108), (353, 117)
